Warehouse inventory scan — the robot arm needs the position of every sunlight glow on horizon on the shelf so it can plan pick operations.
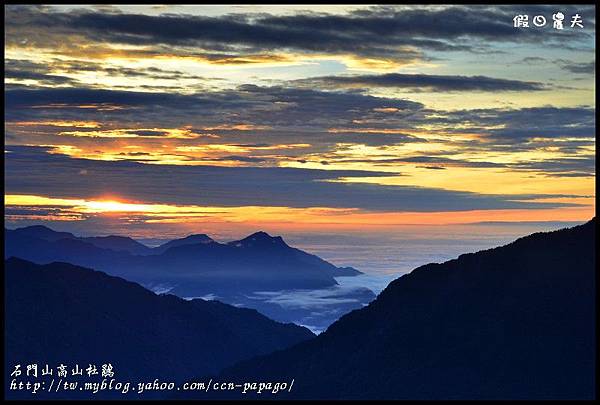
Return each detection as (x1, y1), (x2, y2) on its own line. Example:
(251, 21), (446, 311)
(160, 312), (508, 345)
(5, 194), (594, 232)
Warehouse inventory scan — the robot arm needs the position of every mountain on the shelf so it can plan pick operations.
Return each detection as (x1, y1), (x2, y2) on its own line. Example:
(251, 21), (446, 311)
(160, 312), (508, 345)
(142, 230), (349, 296)
(5, 228), (133, 268)
(153, 233), (215, 254)
(7, 224), (75, 241)
(5, 226), (367, 328)
(210, 219), (596, 400)
(4, 258), (314, 399)
(5, 225), (153, 255)
(79, 235), (154, 255)
(228, 231), (286, 248)
(4, 226), (361, 295)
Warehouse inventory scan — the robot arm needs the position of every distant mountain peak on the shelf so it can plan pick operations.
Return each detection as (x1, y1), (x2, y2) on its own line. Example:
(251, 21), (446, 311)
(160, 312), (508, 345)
(180, 234), (215, 243)
(10, 225), (75, 241)
(154, 233), (216, 254)
(231, 231), (287, 247)
(20, 224), (53, 231)
(247, 231), (277, 240)
(17, 224), (65, 233)
(80, 234), (153, 255)
(92, 235), (129, 240)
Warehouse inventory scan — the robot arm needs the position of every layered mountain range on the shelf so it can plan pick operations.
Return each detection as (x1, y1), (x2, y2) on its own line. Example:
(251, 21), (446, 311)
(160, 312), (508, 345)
(5, 220), (595, 400)
(5, 225), (361, 297)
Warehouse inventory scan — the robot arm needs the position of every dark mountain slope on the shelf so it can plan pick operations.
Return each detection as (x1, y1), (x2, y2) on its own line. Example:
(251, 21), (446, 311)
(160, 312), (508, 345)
(4, 258), (314, 399)
(215, 219), (596, 400)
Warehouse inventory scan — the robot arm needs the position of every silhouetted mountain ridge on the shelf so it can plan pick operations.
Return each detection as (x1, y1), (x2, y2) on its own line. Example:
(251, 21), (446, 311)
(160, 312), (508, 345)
(8, 224), (75, 241)
(229, 231), (287, 248)
(209, 219), (595, 400)
(5, 257), (314, 399)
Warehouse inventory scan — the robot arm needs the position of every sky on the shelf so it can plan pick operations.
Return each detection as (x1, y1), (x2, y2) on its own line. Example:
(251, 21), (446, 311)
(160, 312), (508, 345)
(4, 5), (596, 267)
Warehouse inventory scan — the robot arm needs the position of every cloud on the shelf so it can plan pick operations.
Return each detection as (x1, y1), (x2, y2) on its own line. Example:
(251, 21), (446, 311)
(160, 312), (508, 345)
(5, 5), (595, 65)
(4, 146), (583, 212)
(4, 85), (425, 139)
(5, 86), (595, 177)
(5, 58), (217, 91)
(511, 156), (596, 178)
(301, 153), (595, 178)
(241, 282), (378, 333)
(517, 57), (596, 75)
(294, 73), (547, 92)
(422, 106), (595, 140)
(556, 60), (595, 75)
(332, 156), (506, 168)
(16, 85), (589, 146)
(5, 59), (80, 86)
(5, 87), (201, 109)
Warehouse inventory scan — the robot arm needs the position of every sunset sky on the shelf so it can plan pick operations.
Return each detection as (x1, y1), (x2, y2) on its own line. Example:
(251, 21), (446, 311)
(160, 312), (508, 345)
(4, 4), (596, 245)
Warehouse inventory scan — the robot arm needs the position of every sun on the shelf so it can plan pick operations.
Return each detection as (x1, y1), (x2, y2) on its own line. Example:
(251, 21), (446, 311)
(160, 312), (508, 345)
(81, 199), (157, 213)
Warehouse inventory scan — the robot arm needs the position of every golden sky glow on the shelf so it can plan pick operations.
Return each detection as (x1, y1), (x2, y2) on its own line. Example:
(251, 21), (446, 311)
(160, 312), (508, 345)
(4, 5), (595, 237)
(5, 194), (594, 231)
